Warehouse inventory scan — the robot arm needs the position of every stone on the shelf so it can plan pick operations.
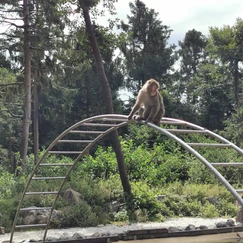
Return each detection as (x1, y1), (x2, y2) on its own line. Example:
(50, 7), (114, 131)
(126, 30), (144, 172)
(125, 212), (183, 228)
(226, 219), (235, 227)
(216, 221), (227, 228)
(36, 214), (48, 224)
(155, 195), (165, 201)
(72, 232), (85, 239)
(91, 232), (101, 237)
(24, 214), (36, 225)
(60, 232), (70, 240)
(20, 207), (62, 225)
(168, 226), (180, 233)
(105, 201), (120, 212)
(207, 196), (220, 205)
(185, 224), (196, 231)
(63, 188), (82, 204)
(198, 225), (208, 230)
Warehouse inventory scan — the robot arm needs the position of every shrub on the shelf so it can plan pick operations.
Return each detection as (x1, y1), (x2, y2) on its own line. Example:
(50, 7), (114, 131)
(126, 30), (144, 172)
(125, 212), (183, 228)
(0, 172), (16, 198)
(61, 201), (100, 228)
(0, 198), (18, 232)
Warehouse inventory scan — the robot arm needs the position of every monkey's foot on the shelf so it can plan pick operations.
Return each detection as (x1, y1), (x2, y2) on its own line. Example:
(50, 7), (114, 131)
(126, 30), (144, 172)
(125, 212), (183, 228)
(134, 115), (144, 121)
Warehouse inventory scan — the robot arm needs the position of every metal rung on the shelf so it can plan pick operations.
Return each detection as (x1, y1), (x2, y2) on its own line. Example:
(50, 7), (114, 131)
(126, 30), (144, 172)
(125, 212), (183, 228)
(236, 189), (243, 193)
(101, 118), (127, 122)
(58, 140), (93, 143)
(160, 121), (187, 125)
(32, 176), (65, 180)
(212, 163), (243, 167)
(166, 129), (207, 133)
(82, 123), (117, 127)
(15, 224), (47, 228)
(25, 191), (58, 195)
(49, 151), (82, 154)
(70, 130), (105, 134)
(40, 163), (73, 166)
(20, 207), (52, 211)
(187, 143), (231, 147)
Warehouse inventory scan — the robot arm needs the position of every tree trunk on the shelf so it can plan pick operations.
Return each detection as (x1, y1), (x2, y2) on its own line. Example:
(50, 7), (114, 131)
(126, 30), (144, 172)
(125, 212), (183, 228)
(33, 68), (39, 163)
(20, 0), (31, 161)
(82, 6), (132, 198)
(233, 60), (239, 106)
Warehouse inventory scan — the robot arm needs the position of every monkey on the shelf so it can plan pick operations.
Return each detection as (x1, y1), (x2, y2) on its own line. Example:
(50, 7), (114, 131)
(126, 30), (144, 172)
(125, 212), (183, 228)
(127, 78), (165, 126)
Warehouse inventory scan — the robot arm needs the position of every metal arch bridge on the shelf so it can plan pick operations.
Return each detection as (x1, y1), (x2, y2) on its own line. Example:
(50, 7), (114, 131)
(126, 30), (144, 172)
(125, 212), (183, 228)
(10, 114), (243, 242)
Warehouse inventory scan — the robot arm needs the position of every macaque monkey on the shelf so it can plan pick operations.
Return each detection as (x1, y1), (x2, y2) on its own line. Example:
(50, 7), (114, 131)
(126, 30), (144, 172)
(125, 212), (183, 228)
(128, 78), (165, 126)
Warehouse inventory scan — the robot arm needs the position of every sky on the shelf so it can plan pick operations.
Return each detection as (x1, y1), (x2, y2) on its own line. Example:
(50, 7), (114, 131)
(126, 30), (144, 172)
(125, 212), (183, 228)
(99, 0), (243, 100)
(102, 0), (243, 45)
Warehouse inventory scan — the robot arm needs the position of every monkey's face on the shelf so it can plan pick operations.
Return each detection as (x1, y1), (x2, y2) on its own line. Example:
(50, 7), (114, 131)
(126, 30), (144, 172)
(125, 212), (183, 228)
(146, 79), (159, 96)
(151, 84), (158, 92)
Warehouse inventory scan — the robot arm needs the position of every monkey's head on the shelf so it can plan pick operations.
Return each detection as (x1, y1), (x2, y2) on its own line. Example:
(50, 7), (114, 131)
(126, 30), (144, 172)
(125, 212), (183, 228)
(145, 78), (160, 96)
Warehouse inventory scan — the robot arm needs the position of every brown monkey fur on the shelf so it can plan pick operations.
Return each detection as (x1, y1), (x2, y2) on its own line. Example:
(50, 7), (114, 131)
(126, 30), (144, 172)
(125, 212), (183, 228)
(128, 78), (165, 126)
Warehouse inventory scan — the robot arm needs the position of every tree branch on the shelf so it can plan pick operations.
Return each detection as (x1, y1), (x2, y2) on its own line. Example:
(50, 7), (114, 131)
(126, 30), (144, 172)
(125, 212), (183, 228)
(0, 82), (23, 87)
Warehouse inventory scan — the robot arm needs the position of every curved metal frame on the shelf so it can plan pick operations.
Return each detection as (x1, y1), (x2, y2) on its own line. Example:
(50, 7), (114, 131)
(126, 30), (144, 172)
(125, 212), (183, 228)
(10, 114), (243, 242)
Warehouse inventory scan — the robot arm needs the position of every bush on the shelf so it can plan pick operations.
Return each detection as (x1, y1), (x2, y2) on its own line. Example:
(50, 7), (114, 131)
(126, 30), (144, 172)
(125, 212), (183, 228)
(61, 201), (101, 228)
(0, 172), (16, 198)
(0, 198), (18, 232)
(79, 146), (118, 179)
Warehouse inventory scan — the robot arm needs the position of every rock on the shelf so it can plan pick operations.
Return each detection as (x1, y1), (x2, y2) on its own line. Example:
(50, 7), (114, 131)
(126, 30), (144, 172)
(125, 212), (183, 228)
(21, 240), (37, 243)
(63, 188), (82, 204)
(216, 221), (227, 228)
(72, 232), (85, 239)
(20, 207), (62, 225)
(168, 226), (180, 233)
(198, 225), (208, 230)
(155, 195), (165, 201)
(46, 236), (59, 241)
(60, 232), (70, 240)
(36, 214), (48, 224)
(24, 213), (37, 225)
(91, 232), (101, 237)
(226, 219), (235, 227)
(105, 201), (120, 212)
(207, 196), (220, 205)
(185, 224), (196, 231)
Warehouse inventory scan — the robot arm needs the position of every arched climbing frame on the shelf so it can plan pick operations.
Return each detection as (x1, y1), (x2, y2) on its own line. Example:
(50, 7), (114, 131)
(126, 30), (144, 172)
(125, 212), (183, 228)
(10, 114), (243, 242)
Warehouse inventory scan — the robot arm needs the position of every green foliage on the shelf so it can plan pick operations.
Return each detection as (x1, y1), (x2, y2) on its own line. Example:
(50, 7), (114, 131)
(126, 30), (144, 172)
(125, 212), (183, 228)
(70, 176), (111, 206)
(222, 106), (243, 148)
(0, 171), (16, 198)
(80, 146), (118, 179)
(0, 198), (18, 232)
(61, 201), (101, 228)
(200, 202), (219, 218)
(118, 0), (176, 92)
(164, 183), (237, 218)
(113, 208), (129, 222)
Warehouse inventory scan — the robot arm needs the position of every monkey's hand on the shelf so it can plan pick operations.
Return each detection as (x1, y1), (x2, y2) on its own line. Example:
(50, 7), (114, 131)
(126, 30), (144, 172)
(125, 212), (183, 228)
(127, 114), (133, 120)
(134, 115), (143, 121)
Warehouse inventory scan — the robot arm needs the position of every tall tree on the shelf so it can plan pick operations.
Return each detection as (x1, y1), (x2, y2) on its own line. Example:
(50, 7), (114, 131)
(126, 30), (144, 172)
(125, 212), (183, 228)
(208, 18), (243, 106)
(118, 0), (175, 93)
(178, 29), (207, 104)
(77, 0), (132, 199)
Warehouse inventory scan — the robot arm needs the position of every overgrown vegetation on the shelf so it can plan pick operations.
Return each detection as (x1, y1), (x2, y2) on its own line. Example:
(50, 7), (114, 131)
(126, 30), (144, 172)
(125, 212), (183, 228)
(0, 126), (241, 232)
